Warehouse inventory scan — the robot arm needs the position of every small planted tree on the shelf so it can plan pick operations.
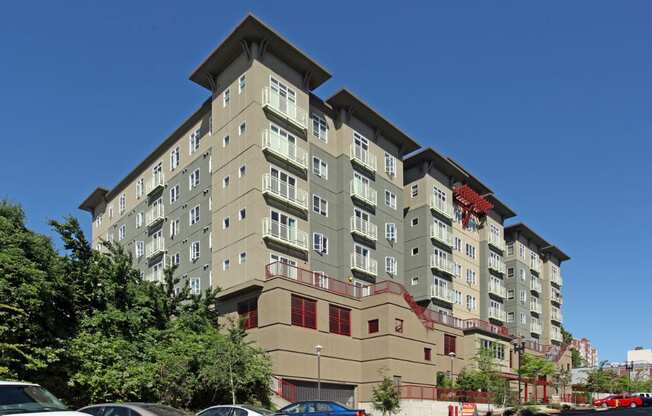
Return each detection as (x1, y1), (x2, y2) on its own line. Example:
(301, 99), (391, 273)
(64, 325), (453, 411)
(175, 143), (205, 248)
(372, 376), (401, 416)
(518, 354), (555, 403)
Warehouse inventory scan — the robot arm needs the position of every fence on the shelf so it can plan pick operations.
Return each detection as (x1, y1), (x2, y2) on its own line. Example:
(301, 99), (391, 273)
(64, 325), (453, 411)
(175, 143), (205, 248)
(399, 385), (492, 404)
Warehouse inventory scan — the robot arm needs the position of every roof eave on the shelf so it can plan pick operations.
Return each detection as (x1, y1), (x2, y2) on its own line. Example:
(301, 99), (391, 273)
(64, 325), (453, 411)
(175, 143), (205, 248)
(79, 187), (108, 213)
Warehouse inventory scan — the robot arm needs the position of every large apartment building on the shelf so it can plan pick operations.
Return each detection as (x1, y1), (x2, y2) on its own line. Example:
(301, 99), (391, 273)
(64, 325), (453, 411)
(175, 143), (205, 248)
(80, 14), (571, 405)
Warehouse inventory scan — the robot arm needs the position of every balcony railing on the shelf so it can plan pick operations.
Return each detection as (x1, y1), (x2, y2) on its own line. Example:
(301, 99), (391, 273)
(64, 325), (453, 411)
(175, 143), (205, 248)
(530, 301), (542, 314)
(261, 86), (307, 130)
(551, 310), (563, 323)
(350, 253), (377, 276)
(551, 273), (563, 287)
(350, 216), (377, 241)
(430, 224), (453, 247)
(530, 321), (542, 334)
(430, 253), (454, 275)
(430, 284), (452, 303)
(261, 218), (308, 252)
(146, 237), (165, 259)
(488, 234), (505, 251)
(550, 289), (563, 304)
(463, 319), (510, 337)
(349, 143), (377, 172)
(550, 329), (563, 342)
(530, 278), (542, 293)
(146, 173), (165, 196)
(488, 280), (507, 298)
(146, 204), (164, 228)
(530, 260), (541, 273)
(488, 258), (506, 274)
(350, 180), (377, 206)
(429, 195), (453, 219)
(261, 130), (308, 170)
(261, 174), (308, 211)
(488, 308), (507, 322)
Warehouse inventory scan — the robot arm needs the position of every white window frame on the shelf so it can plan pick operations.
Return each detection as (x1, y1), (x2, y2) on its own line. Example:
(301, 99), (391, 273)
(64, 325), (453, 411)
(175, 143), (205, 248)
(136, 212), (143, 228)
(223, 88), (230, 107)
(119, 193), (126, 215)
(136, 178), (144, 199)
(170, 184), (179, 203)
(223, 176), (230, 188)
(238, 74), (246, 94)
(189, 129), (201, 154)
(135, 240), (144, 258)
(223, 135), (230, 147)
(312, 232), (328, 254)
(311, 113), (328, 142)
(312, 156), (328, 179)
(312, 194), (328, 216)
(239, 251), (247, 264)
(385, 223), (397, 242)
(118, 224), (126, 241)
(385, 256), (397, 274)
(189, 168), (200, 189)
(190, 205), (200, 226)
(190, 241), (200, 261)
(384, 189), (397, 209)
(190, 277), (201, 295)
(384, 153), (396, 176)
(170, 147), (180, 171)
(222, 217), (230, 229)
(170, 218), (179, 238)
(410, 184), (418, 198)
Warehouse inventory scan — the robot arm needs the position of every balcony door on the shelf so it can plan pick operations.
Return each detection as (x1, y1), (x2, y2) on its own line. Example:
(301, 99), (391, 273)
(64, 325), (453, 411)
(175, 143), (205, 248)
(354, 243), (370, 269)
(270, 77), (296, 116)
(271, 209), (296, 242)
(270, 253), (297, 279)
(353, 207), (370, 232)
(353, 132), (370, 161)
(271, 123), (297, 158)
(270, 167), (296, 201)
(353, 172), (371, 195)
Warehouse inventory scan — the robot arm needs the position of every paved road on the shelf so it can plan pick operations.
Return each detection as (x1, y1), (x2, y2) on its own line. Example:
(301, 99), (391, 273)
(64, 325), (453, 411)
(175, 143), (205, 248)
(565, 408), (652, 416)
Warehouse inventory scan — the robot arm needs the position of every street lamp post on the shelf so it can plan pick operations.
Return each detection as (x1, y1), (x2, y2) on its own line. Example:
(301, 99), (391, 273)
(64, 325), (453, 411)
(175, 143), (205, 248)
(513, 341), (526, 405)
(315, 345), (323, 400)
(448, 352), (456, 386)
(625, 361), (634, 393)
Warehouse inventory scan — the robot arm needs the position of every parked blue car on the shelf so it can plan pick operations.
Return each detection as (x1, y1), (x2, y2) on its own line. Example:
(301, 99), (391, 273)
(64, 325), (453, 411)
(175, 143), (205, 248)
(277, 401), (365, 416)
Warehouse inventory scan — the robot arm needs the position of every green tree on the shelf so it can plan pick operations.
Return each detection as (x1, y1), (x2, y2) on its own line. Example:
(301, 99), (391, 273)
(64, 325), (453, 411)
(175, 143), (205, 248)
(560, 326), (573, 347)
(455, 348), (512, 407)
(372, 376), (401, 416)
(570, 348), (585, 368)
(518, 353), (556, 403)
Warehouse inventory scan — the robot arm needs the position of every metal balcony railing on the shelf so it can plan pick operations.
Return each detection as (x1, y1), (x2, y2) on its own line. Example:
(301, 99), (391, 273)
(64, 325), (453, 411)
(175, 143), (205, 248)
(488, 258), (506, 274)
(261, 218), (308, 251)
(261, 86), (307, 130)
(349, 143), (377, 172)
(146, 237), (165, 259)
(350, 252), (377, 276)
(350, 179), (377, 206)
(430, 223), (453, 247)
(146, 173), (165, 196)
(429, 195), (453, 219)
(261, 174), (308, 211)
(145, 203), (164, 227)
(261, 129), (308, 170)
(530, 301), (542, 314)
(430, 284), (452, 303)
(488, 308), (507, 322)
(430, 253), (454, 274)
(530, 321), (542, 334)
(488, 280), (507, 298)
(530, 278), (542, 293)
(350, 216), (377, 241)
(488, 234), (505, 251)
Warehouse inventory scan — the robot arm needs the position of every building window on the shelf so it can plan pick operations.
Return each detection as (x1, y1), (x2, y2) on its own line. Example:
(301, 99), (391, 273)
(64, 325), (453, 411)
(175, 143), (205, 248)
(395, 319), (404, 333)
(385, 256), (397, 274)
(190, 205), (200, 225)
(238, 74), (246, 94)
(507, 312), (515, 323)
(239, 209), (246, 221)
(312, 195), (328, 216)
(368, 319), (379, 334)
(189, 168), (200, 189)
(189, 129), (201, 154)
(466, 269), (477, 285)
(444, 334), (456, 355)
(312, 156), (328, 179)
(136, 212), (143, 228)
(223, 176), (230, 188)
(384, 190), (397, 209)
(238, 298), (258, 330)
(465, 243), (476, 259)
(519, 290), (527, 304)
(190, 241), (200, 261)
(507, 267), (514, 278)
(108, 205), (113, 219)
(170, 184), (179, 203)
(222, 217), (230, 229)
(311, 113), (328, 142)
(239, 165), (246, 177)
(222, 258), (230, 270)
(239, 122), (246, 136)
(507, 289), (514, 299)
(239, 252), (247, 264)
(466, 295), (476, 311)
(313, 233), (328, 254)
(519, 269), (526, 281)
(190, 277), (201, 295)
(411, 276), (419, 286)
(223, 135), (230, 147)
(118, 224), (126, 241)
(136, 178), (144, 199)
(424, 347), (432, 361)
(170, 146), (180, 170)
(135, 241), (144, 258)
(385, 223), (397, 242)
(385, 153), (396, 176)
(171, 252), (180, 266)
(170, 218), (180, 237)
(411, 217), (419, 226)
(454, 237), (462, 252)
(453, 263), (462, 278)
(223, 88), (230, 107)
(520, 312), (527, 325)
(410, 184), (418, 198)
(329, 304), (351, 336)
(291, 295), (317, 329)
(507, 242), (514, 255)
(119, 193), (126, 215)
(411, 247), (419, 256)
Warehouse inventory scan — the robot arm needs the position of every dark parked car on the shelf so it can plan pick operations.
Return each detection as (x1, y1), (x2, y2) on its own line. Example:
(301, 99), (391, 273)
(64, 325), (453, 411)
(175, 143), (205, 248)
(277, 401), (365, 416)
(78, 403), (188, 416)
(197, 405), (274, 416)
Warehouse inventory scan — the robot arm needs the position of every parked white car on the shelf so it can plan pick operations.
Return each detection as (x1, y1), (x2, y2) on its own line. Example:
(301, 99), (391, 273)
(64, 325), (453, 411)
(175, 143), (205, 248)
(197, 405), (274, 416)
(0, 381), (86, 416)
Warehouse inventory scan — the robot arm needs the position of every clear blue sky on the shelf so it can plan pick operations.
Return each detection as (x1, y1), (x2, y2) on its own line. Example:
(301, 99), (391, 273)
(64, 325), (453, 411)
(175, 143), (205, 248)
(1, 1), (650, 362)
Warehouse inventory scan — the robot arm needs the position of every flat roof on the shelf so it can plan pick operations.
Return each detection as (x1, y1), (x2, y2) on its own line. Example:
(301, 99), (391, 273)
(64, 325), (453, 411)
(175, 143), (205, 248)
(190, 14), (331, 91)
(326, 88), (421, 156)
(79, 99), (211, 213)
(484, 194), (517, 219)
(504, 222), (550, 248)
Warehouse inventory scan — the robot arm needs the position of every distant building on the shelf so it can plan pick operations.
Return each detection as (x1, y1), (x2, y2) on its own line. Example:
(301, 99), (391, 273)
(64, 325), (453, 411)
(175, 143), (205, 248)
(628, 348), (652, 364)
(572, 338), (599, 367)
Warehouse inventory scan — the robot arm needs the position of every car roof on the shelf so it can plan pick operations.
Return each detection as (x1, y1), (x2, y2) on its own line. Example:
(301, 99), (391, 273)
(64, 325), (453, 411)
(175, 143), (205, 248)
(0, 381), (39, 386)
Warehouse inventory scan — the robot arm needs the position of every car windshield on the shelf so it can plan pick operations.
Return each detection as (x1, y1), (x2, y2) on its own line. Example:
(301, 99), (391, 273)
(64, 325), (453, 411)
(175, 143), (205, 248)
(240, 406), (274, 416)
(141, 404), (188, 416)
(0, 385), (69, 415)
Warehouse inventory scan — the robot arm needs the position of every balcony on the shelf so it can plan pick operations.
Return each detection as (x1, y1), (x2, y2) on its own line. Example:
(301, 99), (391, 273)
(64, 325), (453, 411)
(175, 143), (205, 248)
(550, 289), (563, 305)
(530, 260), (541, 274)
(349, 143), (377, 173)
(261, 174), (308, 211)
(530, 301), (542, 314)
(530, 321), (542, 334)
(350, 252), (377, 276)
(488, 258), (506, 274)
(430, 253), (454, 275)
(145, 204), (164, 228)
(429, 195), (453, 220)
(530, 278), (542, 293)
(430, 223), (453, 247)
(261, 129), (308, 171)
(551, 273), (563, 287)
(146, 173), (165, 196)
(350, 216), (378, 241)
(488, 308), (507, 322)
(488, 280), (507, 298)
(261, 86), (307, 130)
(146, 237), (165, 259)
(488, 234), (505, 252)
(550, 329), (563, 343)
(262, 218), (308, 252)
(350, 179), (377, 207)
(551, 310), (563, 324)
(430, 284), (452, 303)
